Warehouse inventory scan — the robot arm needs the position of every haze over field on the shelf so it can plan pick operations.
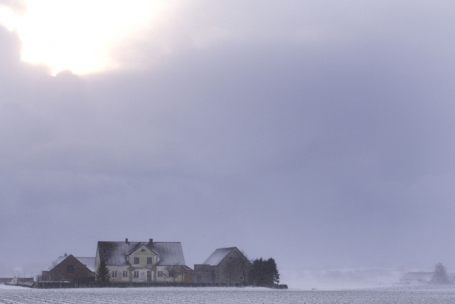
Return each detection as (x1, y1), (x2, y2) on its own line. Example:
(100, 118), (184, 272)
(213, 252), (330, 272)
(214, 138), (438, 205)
(1, 0), (455, 287)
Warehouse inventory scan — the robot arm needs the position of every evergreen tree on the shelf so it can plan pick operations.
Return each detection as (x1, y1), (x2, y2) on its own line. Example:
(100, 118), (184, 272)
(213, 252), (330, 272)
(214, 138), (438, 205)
(249, 258), (264, 286)
(96, 260), (110, 283)
(249, 257), (280, 286)
(431, 263), (452, 284)
(266, 258), (280, 285)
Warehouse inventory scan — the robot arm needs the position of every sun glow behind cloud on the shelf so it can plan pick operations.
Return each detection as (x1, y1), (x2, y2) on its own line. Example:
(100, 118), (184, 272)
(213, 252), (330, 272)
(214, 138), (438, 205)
(0, 0), (165, 75)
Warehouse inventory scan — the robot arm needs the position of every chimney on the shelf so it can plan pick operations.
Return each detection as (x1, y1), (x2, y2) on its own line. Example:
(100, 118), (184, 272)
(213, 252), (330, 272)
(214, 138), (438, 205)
(149, 239), (153, 244)
(125, 238), (129, 244)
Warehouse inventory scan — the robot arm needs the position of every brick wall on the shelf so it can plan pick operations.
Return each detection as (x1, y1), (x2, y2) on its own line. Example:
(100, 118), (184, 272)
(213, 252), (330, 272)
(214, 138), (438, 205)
(43, 255), (94, 282)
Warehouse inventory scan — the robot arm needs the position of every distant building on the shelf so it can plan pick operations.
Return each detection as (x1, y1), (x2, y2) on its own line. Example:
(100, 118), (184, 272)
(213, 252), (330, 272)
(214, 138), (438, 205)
(95, 238), (190, 283)
(399, 272), (433, 285)
(41, 253), (95, 282)
(182, 265), (193, 283)
(0, 277), (34, 284)
(193, 247), (252, 284)
(400, 271), (455, 285)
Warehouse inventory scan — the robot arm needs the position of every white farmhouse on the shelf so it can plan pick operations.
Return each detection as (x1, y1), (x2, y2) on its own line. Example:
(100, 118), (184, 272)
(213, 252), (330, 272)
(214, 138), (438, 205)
(95, 238), (190, 283)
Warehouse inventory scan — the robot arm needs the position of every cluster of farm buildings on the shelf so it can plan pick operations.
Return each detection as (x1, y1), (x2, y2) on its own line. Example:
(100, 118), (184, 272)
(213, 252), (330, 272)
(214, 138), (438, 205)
(40, 238), (251, 285)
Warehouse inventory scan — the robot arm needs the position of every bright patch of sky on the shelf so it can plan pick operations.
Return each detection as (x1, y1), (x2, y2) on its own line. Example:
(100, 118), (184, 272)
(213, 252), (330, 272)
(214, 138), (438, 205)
(0, 0), (166, 75)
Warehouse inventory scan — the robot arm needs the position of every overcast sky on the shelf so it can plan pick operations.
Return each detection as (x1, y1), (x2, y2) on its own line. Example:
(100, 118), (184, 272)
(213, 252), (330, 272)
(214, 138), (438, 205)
(1, 0), (455, 285)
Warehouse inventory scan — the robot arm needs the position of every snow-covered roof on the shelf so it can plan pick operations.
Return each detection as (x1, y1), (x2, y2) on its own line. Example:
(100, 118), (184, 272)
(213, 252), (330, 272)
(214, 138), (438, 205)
(76, 257), (96, 272)
(153, 242), (186, 266)
(49, 255), (95, 272)
(126, 243), (157, 256)
(50, 256), (67, 269)
(203, 247), (236, 266)
(97, 241), (186, 266)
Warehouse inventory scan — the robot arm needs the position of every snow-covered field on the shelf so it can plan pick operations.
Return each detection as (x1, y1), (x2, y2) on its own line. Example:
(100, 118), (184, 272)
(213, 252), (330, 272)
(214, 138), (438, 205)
(1, 286), (455, 303)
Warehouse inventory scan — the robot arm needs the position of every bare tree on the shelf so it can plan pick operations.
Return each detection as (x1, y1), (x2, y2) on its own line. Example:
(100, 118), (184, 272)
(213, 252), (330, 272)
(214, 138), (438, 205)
(237, 251), (251, 284)
(48, 259), (58, 271)
(164, 264), (183, 283)
(224, 252), (251, 285)
(224, 257), (238, 284)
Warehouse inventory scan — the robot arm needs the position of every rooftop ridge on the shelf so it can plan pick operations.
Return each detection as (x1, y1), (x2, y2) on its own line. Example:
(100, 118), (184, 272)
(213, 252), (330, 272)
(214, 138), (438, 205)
(97, 241), (181, 243)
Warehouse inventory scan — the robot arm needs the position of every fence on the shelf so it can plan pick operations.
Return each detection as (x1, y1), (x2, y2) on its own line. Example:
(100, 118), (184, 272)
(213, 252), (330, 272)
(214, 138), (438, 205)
(0, 278), (34, 284)
(34, 281), (288, 289)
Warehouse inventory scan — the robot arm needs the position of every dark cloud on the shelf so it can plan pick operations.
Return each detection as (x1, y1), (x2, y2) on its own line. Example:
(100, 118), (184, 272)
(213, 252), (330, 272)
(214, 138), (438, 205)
(1, 2), (455, 286)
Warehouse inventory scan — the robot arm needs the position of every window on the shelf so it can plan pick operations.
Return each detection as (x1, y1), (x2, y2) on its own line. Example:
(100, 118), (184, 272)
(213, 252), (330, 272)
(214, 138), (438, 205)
(157, 271), (163, 277)
(141, 249), (145, 252)
(67, 265), (74, 274)
(168, 270), (174, 277)
(147, 257), (152, 264)
(123, 271), (128, 278)
(134, 257), (139, 264)
(133, 271), (139, 278)
(112, 271), (117, 278)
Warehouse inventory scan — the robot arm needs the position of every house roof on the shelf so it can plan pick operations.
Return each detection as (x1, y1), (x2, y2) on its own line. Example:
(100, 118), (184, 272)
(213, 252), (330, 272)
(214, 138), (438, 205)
(152, 242), (186, 266)
(76, 257), (96, 272)
(51, 256), (67, 269)
(49, 255), (95, 272)
(97, 241), (186, 266)
(126, 243), (157, 256)
(203, 247), (236, 266)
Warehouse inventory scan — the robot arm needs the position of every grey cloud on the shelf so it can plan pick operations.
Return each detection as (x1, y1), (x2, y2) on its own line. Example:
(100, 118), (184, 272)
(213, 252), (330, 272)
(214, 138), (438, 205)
(0, 26), (21, 72)
(1, 1), (455, 283)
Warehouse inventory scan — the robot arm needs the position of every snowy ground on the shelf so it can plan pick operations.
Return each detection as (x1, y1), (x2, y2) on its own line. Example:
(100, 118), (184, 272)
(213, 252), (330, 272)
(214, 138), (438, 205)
(1, 286), (455, 303)
(281, 268), (405, 290)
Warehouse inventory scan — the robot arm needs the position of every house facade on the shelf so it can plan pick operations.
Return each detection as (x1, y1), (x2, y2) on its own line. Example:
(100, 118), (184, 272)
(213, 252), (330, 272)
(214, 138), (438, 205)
(95, 238), (189, 283)
(193, 247), (252, 284)
(41, 254), (95, 282)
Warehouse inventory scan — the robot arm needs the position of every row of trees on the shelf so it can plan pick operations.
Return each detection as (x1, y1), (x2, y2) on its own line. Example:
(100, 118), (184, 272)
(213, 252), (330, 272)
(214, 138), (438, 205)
(223, 255), (280, 286)
(249, 258), (280, 286)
